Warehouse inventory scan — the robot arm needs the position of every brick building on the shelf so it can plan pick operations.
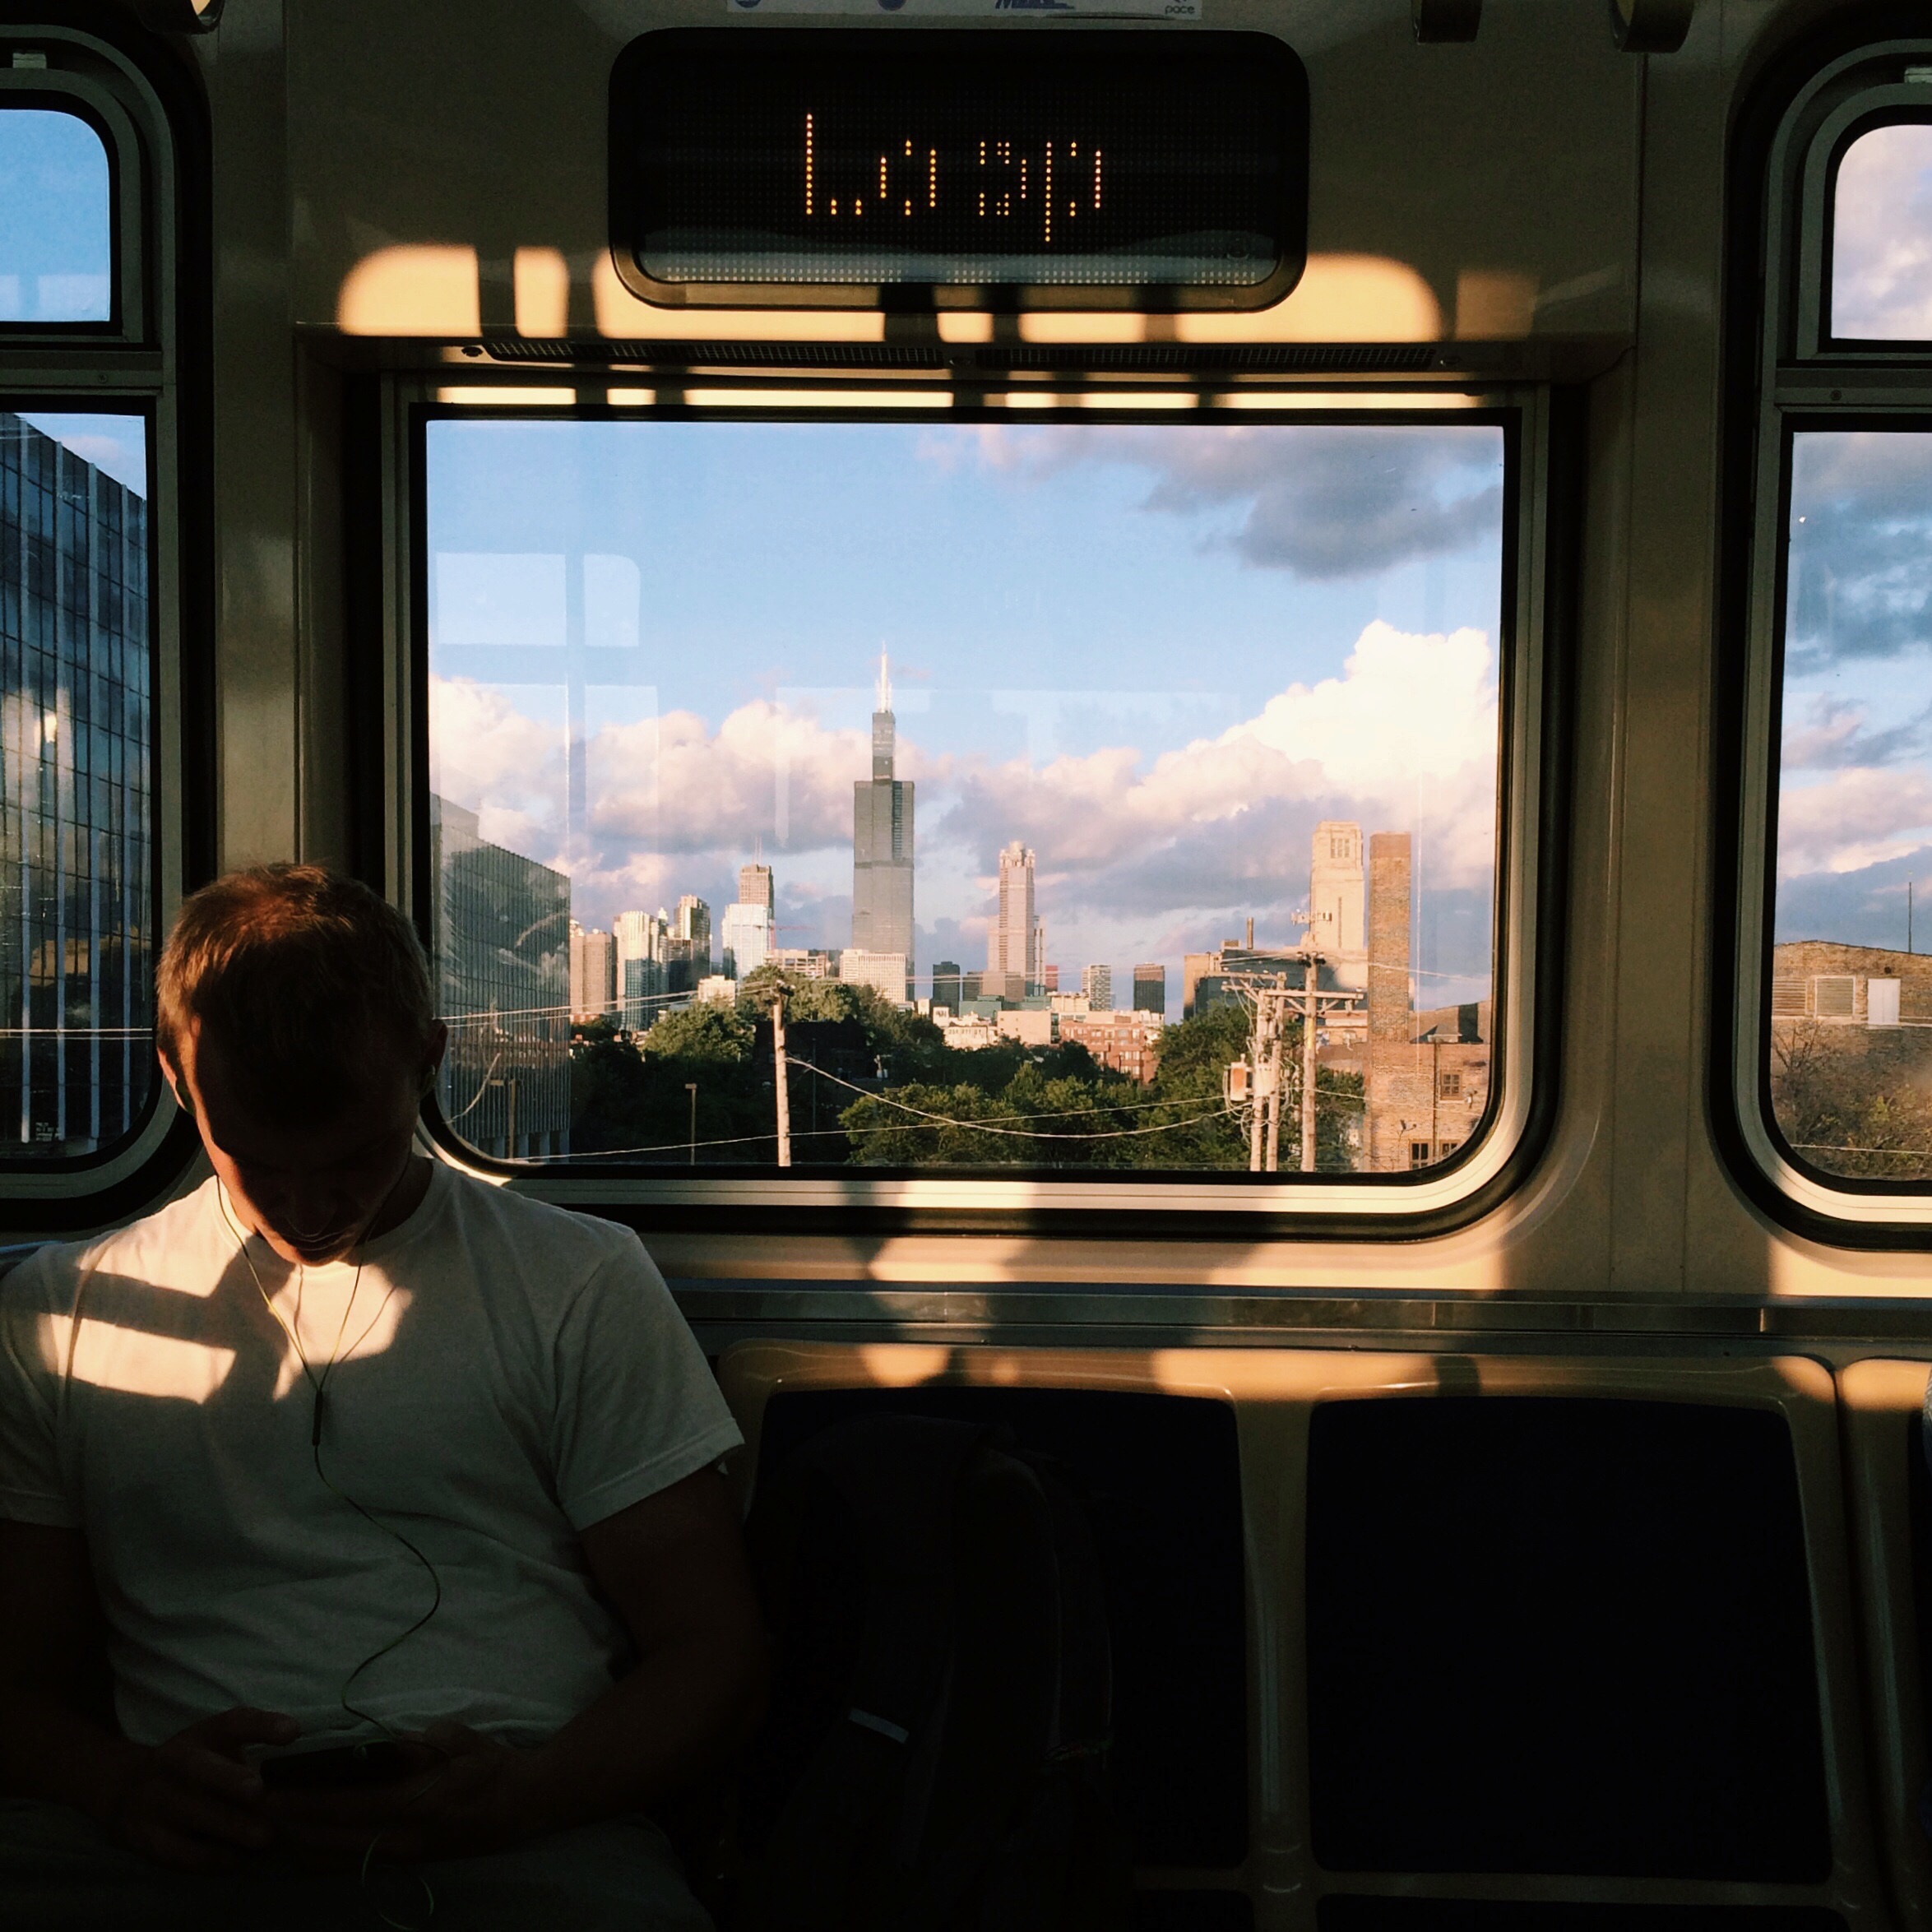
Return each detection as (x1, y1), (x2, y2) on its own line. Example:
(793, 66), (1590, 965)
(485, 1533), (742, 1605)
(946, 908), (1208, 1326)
(1059, 1009), (1165, 1084)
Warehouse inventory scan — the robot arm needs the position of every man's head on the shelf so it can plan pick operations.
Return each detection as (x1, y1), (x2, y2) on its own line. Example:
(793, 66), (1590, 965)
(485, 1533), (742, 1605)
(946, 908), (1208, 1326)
(156, 865), (447, 1267)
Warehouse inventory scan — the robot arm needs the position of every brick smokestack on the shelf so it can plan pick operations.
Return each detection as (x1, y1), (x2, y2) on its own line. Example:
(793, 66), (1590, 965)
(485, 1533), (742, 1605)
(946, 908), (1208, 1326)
(1368, 832), (1411, 1043)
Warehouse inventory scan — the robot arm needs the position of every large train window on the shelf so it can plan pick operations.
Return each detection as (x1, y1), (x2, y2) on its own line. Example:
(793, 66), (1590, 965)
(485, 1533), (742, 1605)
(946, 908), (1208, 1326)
(0, 26), (192, 1195)
(409, 387), (1550, 1223)
(1736, 39), (1932, 1229)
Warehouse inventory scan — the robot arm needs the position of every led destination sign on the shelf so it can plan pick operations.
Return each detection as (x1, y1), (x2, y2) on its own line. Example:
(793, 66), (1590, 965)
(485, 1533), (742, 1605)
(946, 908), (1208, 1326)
(609, 31), (1307, 305)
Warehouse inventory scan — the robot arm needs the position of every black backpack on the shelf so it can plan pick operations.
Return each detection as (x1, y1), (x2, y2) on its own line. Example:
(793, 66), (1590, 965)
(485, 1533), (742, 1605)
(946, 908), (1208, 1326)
(730, 1413), (1135, 1932)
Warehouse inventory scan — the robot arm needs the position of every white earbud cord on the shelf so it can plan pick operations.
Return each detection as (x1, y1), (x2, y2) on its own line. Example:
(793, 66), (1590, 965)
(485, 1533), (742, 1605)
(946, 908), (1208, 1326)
(218, 1185), (448, 1928)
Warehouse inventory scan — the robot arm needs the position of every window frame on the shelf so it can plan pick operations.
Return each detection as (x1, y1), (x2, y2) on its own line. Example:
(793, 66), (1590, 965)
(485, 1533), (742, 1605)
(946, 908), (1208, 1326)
(1726, 26), (1932, 1239)
(381, 375), (1564, 1237)
(0, 20), (206, 1220)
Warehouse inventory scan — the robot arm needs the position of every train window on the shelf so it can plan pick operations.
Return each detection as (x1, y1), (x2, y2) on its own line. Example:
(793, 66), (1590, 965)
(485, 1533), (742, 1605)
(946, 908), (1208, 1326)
(1830, 120), (1932, 342)
(415, 397), (1535, 1208)
(1737, 40), (1932, 1225)
(0, 107), (111, 324)
(0, 410), (152, 1159)
(0, 27), (191, 1194)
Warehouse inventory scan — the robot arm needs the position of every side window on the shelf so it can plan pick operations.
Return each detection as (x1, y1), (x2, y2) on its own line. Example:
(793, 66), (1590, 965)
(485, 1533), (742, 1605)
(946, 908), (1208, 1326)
(411, 396), (1549, 1216)
(0, 105), (111, 323)
(0, 31), (183, 1178)
(1740, 47), (1932, 1221)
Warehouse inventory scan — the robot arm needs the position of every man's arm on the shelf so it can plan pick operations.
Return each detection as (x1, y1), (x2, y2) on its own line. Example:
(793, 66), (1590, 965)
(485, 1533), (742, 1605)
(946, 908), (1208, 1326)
(267, 1462), (768, 1860)
(0, 1518), (297, 1868)
(524, 1460), (769, 1829)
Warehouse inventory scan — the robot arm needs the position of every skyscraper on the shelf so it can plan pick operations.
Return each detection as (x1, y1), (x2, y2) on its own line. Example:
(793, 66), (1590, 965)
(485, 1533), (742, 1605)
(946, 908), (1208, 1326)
(0, 414), (151, 1154)
(1082, 963), (1114, 1012)
(720, 900), (771, 980)
(852, 654), (915, 987)
(739, 862), (774, 916)
(1133, 963), (1167, 1017)
(675, 895), (711, 977)
(987, 841), (1035, 1003)
(431, 795), (572, 1159)
(568, 923), (616, 1022)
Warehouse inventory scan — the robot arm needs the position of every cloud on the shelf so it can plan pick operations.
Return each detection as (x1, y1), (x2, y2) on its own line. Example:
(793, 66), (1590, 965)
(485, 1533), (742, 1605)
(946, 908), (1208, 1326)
(1777, 766), (1932, 877)
(949, 423), (1504, 581)
(1783, 694), (1932, 771)
(1831, 124), (1932, 340)
(1787, 433), (1932, 666)
(429, 623), (1499, 956)
(935, 620), (1499, 911)
(1776, 849), (1932, 951)
(591, 697), (869, 857)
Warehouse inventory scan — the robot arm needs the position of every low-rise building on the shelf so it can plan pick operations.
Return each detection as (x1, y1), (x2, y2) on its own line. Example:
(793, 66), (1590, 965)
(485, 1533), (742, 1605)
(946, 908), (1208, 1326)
(996, 1008), (1054, 1047)
(1058, 1009), (1165, 1084)
(936, 1012), (1002, 1051)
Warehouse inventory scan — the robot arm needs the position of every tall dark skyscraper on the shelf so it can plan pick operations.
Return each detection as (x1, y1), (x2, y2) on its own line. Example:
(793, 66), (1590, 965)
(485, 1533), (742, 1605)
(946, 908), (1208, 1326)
(0, 414), (151, 1154)
(851, 653), (914, 974)
(432, 795), (572, 1160)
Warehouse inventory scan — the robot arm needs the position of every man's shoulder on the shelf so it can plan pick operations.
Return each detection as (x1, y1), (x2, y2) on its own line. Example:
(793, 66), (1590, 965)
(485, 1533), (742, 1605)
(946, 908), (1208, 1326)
(7, 1179), (229, 1308)
(433, 1170), (656, 1296)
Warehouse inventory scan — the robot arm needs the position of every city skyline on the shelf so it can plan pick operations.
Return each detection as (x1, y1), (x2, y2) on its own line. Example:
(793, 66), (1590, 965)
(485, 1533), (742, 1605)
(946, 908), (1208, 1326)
(428, 419), (1504, 1010)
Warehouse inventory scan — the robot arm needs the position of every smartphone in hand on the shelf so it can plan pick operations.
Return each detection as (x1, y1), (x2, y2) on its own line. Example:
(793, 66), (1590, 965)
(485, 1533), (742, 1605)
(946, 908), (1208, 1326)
(259, 1740), (413, 1792)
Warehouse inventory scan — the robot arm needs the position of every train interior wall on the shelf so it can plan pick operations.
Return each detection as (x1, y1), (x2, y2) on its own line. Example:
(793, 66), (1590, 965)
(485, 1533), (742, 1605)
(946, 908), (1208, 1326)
(21, 0), (1932, 1924)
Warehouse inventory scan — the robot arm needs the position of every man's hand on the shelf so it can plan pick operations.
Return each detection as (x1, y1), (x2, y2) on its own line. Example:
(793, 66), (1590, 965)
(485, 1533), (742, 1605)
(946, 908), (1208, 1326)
(108, 1706), (298, 1871)
(265, 1722), (544, 1866)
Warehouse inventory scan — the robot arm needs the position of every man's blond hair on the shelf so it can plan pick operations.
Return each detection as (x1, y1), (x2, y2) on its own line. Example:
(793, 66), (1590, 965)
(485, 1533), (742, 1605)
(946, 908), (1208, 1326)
(156, 865), (435, 1119)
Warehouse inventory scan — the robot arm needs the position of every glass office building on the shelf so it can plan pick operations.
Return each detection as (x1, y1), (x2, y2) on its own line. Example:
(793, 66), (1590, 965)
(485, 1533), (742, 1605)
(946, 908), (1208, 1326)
(0, 412), (151, 1156)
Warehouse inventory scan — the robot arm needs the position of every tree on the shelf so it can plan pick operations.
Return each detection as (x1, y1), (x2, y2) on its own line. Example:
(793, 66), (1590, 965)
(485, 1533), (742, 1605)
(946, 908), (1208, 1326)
(1770, 1021), (1932, 1181)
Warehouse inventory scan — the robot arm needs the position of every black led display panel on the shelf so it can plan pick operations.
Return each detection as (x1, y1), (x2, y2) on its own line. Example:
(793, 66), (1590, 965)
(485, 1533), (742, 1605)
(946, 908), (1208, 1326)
(609, 30), (1307, 308)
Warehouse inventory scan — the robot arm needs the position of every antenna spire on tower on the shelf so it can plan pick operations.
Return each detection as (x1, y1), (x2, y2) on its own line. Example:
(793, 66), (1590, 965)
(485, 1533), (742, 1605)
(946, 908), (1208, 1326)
(876, 651), (892, 714)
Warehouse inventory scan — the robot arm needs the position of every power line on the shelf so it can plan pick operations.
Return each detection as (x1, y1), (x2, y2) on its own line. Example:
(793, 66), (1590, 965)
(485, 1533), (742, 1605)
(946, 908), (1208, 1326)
(790, 1054), (1237, 1142)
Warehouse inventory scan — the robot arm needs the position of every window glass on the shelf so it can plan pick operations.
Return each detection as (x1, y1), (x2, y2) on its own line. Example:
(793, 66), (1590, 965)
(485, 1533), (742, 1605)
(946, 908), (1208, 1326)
(424, 415), (1505, 1174)
(1771, 429), (1932, 1179)
(0, 109), (111, 324)
(0, 410), (153, 1157)
(1832, 121), (1932, 341)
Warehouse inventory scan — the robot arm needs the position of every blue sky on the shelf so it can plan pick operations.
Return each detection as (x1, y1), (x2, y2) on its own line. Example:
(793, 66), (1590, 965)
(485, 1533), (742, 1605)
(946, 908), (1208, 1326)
(0, 107), (109, 322)
(428, 417), (1506, 1005)
(1777, 430), (1932, 952)
(17, 412), (146, 496)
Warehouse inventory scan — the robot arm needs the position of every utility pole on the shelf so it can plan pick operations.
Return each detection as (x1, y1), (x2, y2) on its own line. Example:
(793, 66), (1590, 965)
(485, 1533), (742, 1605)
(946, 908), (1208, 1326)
(1300, 954), (1318, 1173)
(1248, 990), (1272, 1171)
(1230, 951), (1337, 1174)
(771, 982), (792, 1168)
(686, 1082), (698, 1164)
(1263, 988), (1281, 1174)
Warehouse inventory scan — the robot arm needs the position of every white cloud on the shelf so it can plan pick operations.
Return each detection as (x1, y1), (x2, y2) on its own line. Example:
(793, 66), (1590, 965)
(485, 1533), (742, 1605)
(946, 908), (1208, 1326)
(937, 621), (1499, 897)
(429, 622), (1500, 949)
(591, 697), (868, 856)
(1832, 124), (1932, 340)
(1777, 765), (1932, 876)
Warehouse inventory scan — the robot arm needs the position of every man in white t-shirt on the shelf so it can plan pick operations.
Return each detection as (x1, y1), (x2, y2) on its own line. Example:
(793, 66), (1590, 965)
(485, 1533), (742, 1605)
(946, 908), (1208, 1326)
(0, 866), (763, 1929)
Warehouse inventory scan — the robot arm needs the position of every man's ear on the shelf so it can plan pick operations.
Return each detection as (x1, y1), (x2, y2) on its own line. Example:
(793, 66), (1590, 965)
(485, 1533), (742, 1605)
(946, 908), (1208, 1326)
(157, 1049), (193, 1122)
(418, 1018), (449, 1099)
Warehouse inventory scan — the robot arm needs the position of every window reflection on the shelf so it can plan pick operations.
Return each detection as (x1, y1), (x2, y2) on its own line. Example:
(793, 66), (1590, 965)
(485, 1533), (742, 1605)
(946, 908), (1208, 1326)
(0, 109), (111, 325)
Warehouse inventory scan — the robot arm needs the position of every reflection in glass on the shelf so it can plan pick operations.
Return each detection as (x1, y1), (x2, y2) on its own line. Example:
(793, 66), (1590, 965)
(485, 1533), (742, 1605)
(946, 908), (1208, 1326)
(0, 109), (111, 324)
(424, 418), (1507, 1174)
(0, 412), (152, 1156)
(1772, 431), (1932, 1177)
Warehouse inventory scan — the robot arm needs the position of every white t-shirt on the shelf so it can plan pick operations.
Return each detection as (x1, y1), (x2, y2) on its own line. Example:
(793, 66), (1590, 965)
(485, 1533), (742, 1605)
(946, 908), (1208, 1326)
(0, 1165), (743, 1749)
